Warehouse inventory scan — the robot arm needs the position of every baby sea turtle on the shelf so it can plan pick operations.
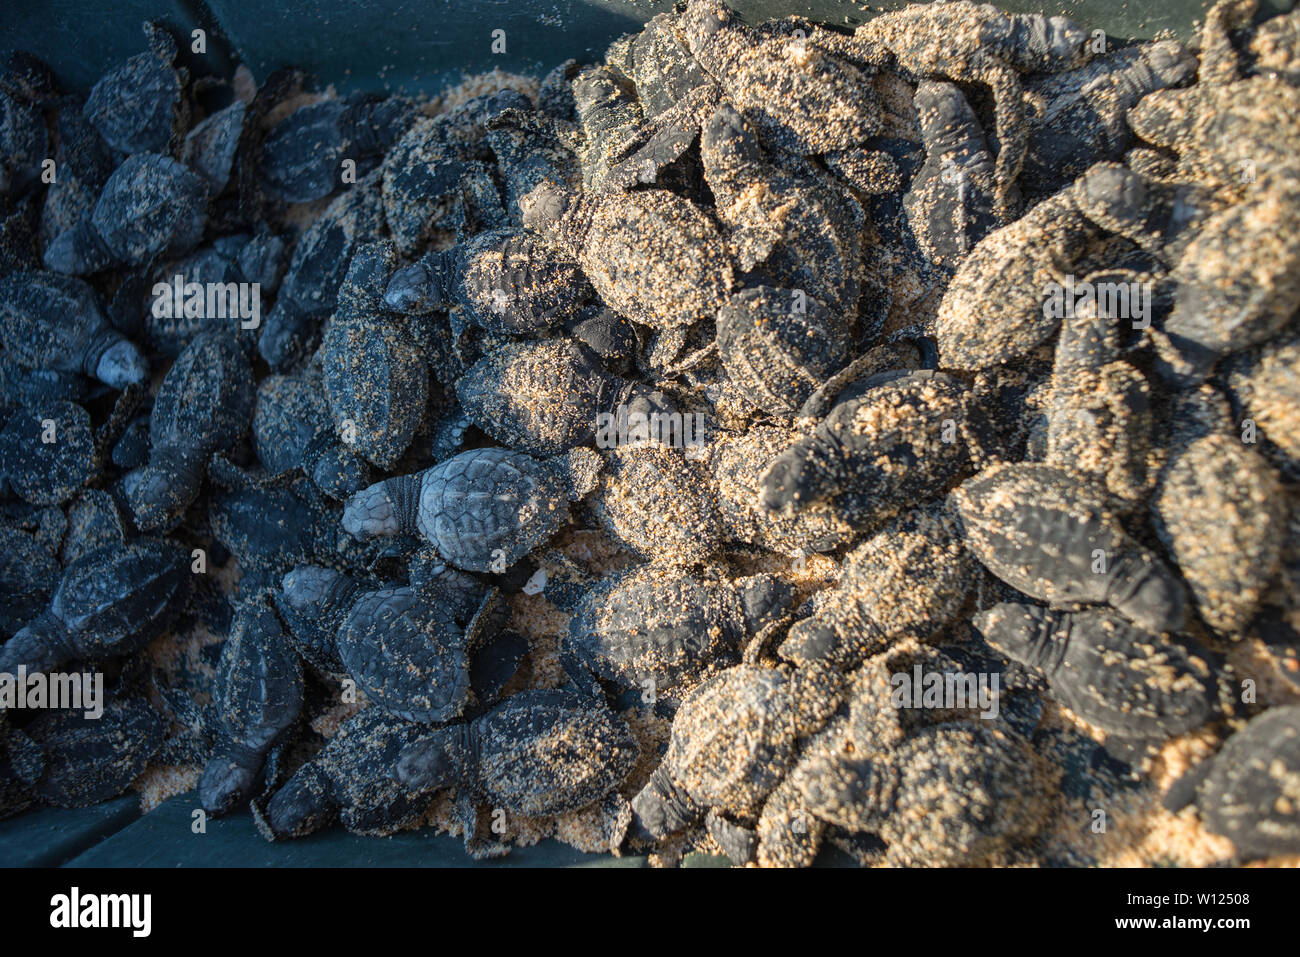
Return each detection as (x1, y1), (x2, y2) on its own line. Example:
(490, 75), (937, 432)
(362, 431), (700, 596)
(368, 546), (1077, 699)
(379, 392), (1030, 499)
(321, 241), (429, 470)
(258, 172), (386, 370)
(8, 697), (165, 807)
(1019, 40), (1196, 195)
(973, 602), (1215, 739)
(44, 153), (208, 275)
(681, 0), (881, 156)
(253, 369), (371, 500)
(0, 400), (95, 506)
(342, 446), (602, 573)
(781, 505), (976, 671)
(520, 182), (733, 333)
(760, 370), (984, 531)
(383, 226), (589, 338)
(0, 539), (190, 675)
(847, 0), (1092, 218)
(1192, 705), (1300, 859)
(455, 338), (671, 456)
(127, 332), (255, 530)
(901, 80), (1000, 270)
(630, 662), (842, 841)
(199, 592), (304, 815)
(274, 565), (363, 673)
(207, 481), (343, 582)
(0, 271), (148, 390)
(260, 93), (416, 204)
(562, 565), (791, 699)
(258, 706), (434, 839)
(951, 462), (1187, 634)
(394, 689), (639, 855)
(82, 21), (185, 155)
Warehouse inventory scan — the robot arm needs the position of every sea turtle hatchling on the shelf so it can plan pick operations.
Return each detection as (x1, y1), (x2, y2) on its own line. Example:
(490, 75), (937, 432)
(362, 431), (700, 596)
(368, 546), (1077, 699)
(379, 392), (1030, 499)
(383, 226), (589, 338)
(950, 462), (1187, 635)
(82, 21), (186, 155)
(0, 271), (148, 390)
(455, 338), (672, 456)
(342, 445), (602, 573)
(394, 689), (640, 855)
(199, 592), (304, 815)
(0, 539), (190, 676)
(561, 565), (792, 700)
(43, 153), (208, 275)
(126, 332), (255, 530)
(973, 602), (1215, 740)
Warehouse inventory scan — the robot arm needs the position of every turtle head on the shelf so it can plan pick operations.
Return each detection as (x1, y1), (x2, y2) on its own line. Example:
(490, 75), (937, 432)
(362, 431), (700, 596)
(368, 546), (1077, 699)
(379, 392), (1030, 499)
(198, 751), (258, 816)
(519, 182), (572, 235)
(701, 102), (761, 169)
(383, 258), (448, 313)
(279, 565), (345, 617)
(736, 574), (793, 633)
(970, 602), (1060, 671)
(260, 763), (337, 839)
(394, 731), (457, 792)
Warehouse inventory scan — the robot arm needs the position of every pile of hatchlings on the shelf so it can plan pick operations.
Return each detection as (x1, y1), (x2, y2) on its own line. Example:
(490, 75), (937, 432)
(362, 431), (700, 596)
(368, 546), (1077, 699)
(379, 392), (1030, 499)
(1, 0), (1299, 867)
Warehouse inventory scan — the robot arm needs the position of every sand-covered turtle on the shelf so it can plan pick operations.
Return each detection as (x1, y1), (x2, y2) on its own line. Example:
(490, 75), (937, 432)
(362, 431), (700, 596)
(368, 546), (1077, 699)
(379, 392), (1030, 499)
(951, 462), (1187, 634)
(394, 689), (639, 854)
(520, 182), (733, 333)
(780, 505), (976, 671)
(260, 93), (416, 204)
(181, 99), (247, 196)
(6, 697), (165, 807)
(0, 538), (190, 675)
(199, 592), (304, 815)
(0, 271), (148, 390)
(82, 21), (185, 155)
(43, 153), (208, 275)
(0, 400), (95, 506)
(342, 446), (601, 573)
(126, 332), (255, 530)
(562, 565), (791, 699)
(974, 602), (1215, 739)
(630, 661), (842, 841)
(384, 227), (588, 342)
(455, 338), (671, 456)
(321, 241), (429, 470)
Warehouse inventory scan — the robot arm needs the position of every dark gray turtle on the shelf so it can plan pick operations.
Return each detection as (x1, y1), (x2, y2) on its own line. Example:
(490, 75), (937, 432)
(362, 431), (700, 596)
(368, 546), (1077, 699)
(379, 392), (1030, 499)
(260, 93), (416, 204)
(181, 99), (247, 196)
(484, 100), (584, 221)
(199, 592), (303, 815)
(844, 0), (1092, 218)
(384, 226), (588, 340)
(82, 21), (185, 155)
(950, 462), (1188, 634)
(714, 286), (850, 417)
(629, 662), (842, 841)
(681, 0), (882, 157)
(0, 400), (95, 506)
(563, 565), (791, 699)
(780, 505), (976, 671)
(760, 370), (985, 531)
(126, 332), (255, 530)
(0, 538), (190, 675)
(394, 689), (639, 855)
(1151, 389), (1285, 635)
(321, 241), (429, 471)
(592, 444), (723, 566)
(274, 565), (363, 673)
(455, 338), (671, 456)
(520, 182), (734, 333)
(253, 369), (371, 500)
(145, 231), (288, 356)
(901, 80), (1001, 270)
(708, 424), (855, 557)
(43, 153), (208, 275)
(10, 697), (165, 808)
(1019, 40), (1195, 196)
(0, 271), (148, 389)
(60, 489), (127, 566)
(569, 65), (650, 192)
(207, 480), (344, 582)
(974, 601), (1215, 740)
(757, 720), (1051, 867)
(334, 586), (473, 724)
(257, 171), (386, 370)
(342, 446), (602, 573)
(257, 706), (434, 839)
(1192, 705), (1300, 859)
(0, 522), (59, 634)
